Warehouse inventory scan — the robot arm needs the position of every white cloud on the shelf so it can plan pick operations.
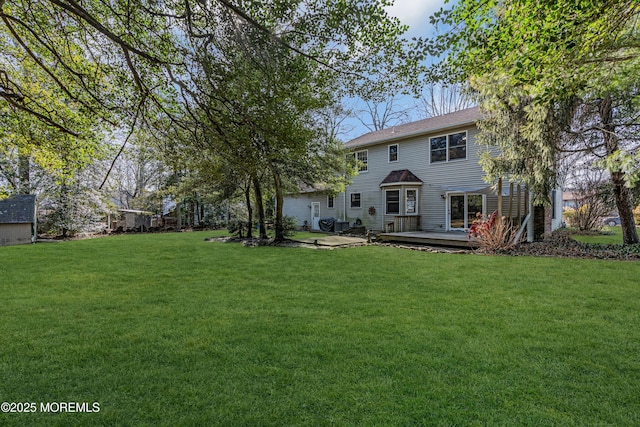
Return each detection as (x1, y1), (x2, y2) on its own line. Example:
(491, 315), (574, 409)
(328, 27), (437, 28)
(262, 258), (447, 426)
(385, 0), (446, 36)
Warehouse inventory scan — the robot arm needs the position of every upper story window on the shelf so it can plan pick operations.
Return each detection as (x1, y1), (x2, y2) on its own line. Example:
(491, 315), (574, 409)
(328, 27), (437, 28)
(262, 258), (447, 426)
(430, 131), (467, 163)
(388, 144), (398, 162)
(355, 150), (368, 172)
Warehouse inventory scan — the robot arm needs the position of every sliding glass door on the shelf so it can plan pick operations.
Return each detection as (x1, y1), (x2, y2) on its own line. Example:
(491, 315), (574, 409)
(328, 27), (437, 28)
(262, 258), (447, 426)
(448, 193), (484, 230)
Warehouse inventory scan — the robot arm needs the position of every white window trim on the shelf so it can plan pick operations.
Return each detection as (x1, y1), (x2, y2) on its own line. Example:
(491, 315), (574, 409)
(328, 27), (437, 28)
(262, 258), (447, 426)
(355, 149), (369, 173)
(385, 189), (400, 215)
(388, 143), (399, 163)
(405, 188), (419, 215)
(349, 192), (362, 209)
(327, 195), (335, 209)
(429, 131), (468, 163)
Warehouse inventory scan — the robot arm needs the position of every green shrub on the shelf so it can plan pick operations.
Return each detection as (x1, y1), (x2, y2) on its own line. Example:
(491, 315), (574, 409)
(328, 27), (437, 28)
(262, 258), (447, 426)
(227, 219), (248, 237)
(281, 215), (298, 238)
(563, 208), (576, 227)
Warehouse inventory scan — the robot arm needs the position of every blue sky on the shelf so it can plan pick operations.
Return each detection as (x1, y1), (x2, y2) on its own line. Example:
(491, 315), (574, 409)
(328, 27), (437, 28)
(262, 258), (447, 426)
(386, 0), (447, 37)
(340, 0), (448, 141)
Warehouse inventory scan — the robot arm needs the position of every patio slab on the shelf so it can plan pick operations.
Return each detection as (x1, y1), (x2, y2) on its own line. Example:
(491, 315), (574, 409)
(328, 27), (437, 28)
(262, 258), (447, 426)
(291, 235), (368, 247)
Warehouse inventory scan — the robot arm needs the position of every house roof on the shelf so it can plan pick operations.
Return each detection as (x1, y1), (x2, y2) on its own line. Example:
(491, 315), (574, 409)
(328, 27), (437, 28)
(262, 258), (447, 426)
(297, 183), (328, 194)
(345, 106), (481, 149)
(119, 209), (154, 215)
(0, 194), (36, 224)
(380, 169), (424, 187)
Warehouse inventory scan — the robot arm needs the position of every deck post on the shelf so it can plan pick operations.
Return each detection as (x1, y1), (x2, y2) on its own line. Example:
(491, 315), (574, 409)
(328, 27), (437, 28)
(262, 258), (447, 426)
(517, 184), (522, 224)
(497, 178), (503, 218)
(527, 190), (535, 242)
(508, 181), (514, 221)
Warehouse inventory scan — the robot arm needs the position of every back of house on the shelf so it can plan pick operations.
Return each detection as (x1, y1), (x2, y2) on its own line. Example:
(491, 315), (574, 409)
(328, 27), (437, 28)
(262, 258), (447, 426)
(284, 107), (563, 235)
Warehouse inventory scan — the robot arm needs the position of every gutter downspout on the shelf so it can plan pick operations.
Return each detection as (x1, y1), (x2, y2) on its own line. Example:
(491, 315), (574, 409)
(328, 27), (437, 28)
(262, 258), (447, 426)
(381, 188), (384, 232)
(343, 191), (346, 222)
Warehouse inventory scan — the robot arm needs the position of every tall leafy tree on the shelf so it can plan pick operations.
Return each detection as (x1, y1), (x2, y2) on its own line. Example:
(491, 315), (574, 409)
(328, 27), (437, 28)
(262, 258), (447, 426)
(426, 0), (640, 243)
(0, 0), (185, 187)
(2, 1), (423, 243)
(169, 0), (421, 242)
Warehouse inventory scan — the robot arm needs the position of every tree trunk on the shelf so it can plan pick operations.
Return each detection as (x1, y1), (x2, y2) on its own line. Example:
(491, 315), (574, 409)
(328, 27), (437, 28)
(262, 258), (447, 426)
(599, 94), (639, 244)
(60, 182), (69, 238)
(18, 154), (30, 194)
(189, 199), (195, 227)
(612, 171), (638, 244)
(272, 168), (285, 243)
(244, 180), (253, 239)
(252, 176), (268, 240)
(176, 201), (182, 231)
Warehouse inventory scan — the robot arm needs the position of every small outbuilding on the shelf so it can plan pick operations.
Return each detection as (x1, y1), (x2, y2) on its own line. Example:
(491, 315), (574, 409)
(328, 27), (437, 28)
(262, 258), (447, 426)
(110, 209), (153, 231)
(0, 194), (37, 246)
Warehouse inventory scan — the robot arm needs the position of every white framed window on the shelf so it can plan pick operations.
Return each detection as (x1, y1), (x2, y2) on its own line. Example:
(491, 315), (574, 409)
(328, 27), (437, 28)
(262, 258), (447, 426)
(430, 131), (467, 163)
(350, 192), (361, 208)
(388, 144), (398, 162)
(385, 190), (400, 214)
(327, 195), (334, 209)
(355, 150), (368, 172)
(405, 189), (418, 214)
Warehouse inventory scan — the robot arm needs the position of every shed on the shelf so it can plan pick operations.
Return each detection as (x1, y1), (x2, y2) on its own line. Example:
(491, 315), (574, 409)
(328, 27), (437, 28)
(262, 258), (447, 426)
(110, 209), (153, 231)
(0, 194), (37, 246)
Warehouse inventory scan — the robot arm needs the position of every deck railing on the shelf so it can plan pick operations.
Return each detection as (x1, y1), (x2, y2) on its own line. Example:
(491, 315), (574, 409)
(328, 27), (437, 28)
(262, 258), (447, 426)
(393, 215), (421, 232)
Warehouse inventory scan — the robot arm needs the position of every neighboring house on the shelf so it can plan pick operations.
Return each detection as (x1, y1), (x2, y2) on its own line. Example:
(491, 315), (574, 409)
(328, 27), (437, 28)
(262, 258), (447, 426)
(284, 107), (563, 236)
(0, 194), (37, 246)
(562, 191), (578, 210)
(109, 209), (152, 231)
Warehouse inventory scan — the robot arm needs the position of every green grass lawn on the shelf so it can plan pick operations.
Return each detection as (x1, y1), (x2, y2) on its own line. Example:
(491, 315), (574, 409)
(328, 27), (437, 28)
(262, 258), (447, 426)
(571, 226), (624, 244)
(1, 232), (640, 425)
(289, 231), (331, 240)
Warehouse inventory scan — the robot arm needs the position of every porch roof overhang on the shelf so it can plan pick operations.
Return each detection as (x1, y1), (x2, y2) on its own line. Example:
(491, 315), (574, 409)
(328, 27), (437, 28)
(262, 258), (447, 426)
(380, 169), (424, 188)
(441, 185), (512, 196)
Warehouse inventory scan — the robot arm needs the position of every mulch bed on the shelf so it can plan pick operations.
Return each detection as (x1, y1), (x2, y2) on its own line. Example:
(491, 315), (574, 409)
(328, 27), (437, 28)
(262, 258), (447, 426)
(492, 230), (640, 260)
(206, 232), (640, 260)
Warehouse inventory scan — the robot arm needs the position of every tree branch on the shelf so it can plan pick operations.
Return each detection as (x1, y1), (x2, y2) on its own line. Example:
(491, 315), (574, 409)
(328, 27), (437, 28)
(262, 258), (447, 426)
(1, 93), (80, 136)
(216, 0), (363, 78)
(48, 0), (175, 65)
(99, 99), (144, 190)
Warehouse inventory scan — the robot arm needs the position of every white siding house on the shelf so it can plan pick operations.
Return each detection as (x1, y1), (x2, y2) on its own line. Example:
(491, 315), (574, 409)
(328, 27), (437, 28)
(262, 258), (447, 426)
(284, 107), (563, 236)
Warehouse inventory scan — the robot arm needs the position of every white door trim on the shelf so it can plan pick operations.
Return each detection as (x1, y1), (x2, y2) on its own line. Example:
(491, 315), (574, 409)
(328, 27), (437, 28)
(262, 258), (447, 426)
(447, 193), (486, 231)
(311, 202), (321, 230)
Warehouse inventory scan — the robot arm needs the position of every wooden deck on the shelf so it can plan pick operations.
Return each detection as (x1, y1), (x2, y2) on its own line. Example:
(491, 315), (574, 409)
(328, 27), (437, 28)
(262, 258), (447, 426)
(376, 230), (478, 248)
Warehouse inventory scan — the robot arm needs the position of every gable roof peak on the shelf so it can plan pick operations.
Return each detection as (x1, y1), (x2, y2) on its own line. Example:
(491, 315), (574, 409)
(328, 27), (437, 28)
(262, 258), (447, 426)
(380, 169), (424, 187)
(346, 106), (480, 149)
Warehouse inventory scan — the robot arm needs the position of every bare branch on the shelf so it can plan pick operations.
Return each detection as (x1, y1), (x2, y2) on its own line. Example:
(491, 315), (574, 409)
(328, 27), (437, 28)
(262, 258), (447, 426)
(216, 0), (364, 78)
(99, 99), (144, 190)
